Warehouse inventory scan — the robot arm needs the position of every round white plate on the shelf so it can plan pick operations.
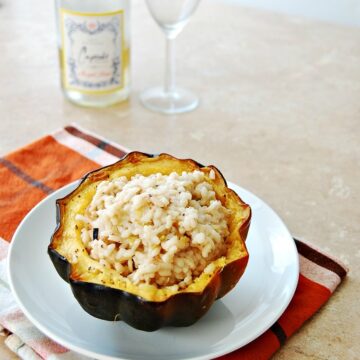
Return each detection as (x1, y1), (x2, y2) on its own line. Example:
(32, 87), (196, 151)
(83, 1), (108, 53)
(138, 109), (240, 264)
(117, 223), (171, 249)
(8, 181), (298, 360)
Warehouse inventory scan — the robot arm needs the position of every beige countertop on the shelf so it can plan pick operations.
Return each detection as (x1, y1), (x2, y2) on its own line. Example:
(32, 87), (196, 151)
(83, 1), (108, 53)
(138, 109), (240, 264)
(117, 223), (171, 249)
(0, 0), (359, 358)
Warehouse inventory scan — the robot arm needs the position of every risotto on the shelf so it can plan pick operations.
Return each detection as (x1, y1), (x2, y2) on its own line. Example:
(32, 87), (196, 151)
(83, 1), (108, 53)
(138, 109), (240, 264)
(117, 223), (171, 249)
(75, 169), (230, 290)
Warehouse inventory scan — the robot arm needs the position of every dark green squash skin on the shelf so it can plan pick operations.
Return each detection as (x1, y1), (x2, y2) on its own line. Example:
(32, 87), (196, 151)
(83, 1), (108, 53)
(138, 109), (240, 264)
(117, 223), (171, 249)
(69, 272), (221, 331)
(48, 152), (250, 332)
(48, 246), (248, 331)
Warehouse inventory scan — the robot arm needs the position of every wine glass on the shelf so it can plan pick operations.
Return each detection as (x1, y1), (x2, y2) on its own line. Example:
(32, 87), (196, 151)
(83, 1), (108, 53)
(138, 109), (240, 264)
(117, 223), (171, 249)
(140, 0), (201, 114)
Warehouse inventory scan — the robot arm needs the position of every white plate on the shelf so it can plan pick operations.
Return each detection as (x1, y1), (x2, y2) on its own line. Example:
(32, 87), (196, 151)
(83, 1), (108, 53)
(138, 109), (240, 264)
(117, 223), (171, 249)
(8, 181), (299, 360)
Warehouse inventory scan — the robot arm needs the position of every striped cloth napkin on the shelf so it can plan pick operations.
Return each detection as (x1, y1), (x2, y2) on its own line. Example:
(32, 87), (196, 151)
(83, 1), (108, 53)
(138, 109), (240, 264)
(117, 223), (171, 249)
(0, 125), (348, 360)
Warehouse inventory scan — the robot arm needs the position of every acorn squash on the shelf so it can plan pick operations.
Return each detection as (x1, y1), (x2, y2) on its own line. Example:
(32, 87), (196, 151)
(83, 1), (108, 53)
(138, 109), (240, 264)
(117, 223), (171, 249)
(48, 152), (251, 331)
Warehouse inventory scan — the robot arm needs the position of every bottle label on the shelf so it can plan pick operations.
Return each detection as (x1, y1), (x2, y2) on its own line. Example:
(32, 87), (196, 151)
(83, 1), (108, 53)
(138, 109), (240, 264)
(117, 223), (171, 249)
(60, 9), (124, 94)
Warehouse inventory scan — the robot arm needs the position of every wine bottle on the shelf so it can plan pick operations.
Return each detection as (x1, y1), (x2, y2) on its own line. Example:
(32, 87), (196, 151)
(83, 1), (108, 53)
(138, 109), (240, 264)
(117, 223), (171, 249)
(55, 0), (130, 107)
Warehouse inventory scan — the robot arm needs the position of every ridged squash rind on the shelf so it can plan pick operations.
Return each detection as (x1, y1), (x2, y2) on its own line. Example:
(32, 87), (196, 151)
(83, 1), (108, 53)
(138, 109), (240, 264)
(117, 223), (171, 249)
(48, 152), (251, 331)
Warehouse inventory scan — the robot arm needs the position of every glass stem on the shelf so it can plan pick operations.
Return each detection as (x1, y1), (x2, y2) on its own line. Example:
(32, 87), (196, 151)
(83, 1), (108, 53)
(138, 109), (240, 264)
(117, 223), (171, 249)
(164, 35), (175, 95)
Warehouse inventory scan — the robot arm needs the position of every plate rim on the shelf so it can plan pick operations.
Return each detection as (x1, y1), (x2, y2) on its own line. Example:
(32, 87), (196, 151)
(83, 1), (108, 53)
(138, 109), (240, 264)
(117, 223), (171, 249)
(7, 181), (299, 360)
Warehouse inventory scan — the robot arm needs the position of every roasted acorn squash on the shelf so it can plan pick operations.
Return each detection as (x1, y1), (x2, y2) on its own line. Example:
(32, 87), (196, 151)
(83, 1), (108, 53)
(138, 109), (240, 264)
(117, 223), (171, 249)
(48, 152), (251, 331)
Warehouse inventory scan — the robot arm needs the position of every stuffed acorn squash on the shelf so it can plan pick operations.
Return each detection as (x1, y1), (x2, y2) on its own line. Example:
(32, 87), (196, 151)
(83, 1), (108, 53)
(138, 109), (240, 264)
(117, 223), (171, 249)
(48, 152), (251, 331)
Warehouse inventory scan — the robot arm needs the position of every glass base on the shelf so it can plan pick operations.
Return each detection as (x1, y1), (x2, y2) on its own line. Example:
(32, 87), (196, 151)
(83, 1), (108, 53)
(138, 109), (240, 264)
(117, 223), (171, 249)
(140, 87), (199, 114)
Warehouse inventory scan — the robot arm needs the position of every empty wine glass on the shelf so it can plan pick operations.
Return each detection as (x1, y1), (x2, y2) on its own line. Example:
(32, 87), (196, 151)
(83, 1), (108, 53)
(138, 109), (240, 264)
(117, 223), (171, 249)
(140, 0), (201, 114)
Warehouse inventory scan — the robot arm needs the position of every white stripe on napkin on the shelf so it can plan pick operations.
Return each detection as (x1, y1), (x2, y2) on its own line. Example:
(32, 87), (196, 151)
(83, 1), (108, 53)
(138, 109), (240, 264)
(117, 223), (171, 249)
(299, 254), (341, 293)
(52, 129), (119, 167)
(5, 333), (42, 360)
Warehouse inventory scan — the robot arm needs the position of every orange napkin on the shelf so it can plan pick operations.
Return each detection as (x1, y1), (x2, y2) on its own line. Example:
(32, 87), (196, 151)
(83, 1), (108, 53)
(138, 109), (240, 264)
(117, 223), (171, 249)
(0, 125), (348, 360)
